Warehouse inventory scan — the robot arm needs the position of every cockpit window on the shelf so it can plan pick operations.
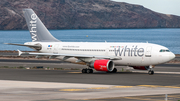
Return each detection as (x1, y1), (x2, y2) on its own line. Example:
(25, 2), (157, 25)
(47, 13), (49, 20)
(159, 49), (170, 52)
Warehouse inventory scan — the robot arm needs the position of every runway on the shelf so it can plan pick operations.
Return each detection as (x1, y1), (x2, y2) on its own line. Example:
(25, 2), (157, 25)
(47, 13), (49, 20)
(0, 66), (180, 86)
(0, 58), (180, 86)
(0, 58), (180, 101)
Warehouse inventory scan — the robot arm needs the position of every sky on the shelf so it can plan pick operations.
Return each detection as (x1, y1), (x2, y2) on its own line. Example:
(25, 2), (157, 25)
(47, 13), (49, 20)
(111, 0), (180, 16)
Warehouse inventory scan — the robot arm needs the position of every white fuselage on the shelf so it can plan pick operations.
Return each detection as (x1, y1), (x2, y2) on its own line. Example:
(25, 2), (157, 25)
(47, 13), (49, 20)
(25, 42), (175, 66)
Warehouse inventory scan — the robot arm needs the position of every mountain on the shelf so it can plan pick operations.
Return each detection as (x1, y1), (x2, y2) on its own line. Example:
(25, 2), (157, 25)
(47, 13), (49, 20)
(0, 0), (180, 30)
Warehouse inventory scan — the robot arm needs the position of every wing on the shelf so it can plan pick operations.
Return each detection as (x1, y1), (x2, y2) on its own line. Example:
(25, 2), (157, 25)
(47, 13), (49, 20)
(17, 50), (122, 60)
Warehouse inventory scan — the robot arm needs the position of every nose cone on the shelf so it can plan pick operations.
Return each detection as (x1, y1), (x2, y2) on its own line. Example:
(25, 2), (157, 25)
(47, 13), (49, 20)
(169, 52), (175, 60)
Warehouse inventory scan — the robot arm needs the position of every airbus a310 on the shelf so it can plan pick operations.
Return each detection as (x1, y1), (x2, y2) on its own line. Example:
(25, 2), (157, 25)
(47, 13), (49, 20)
(6, 9), (175, 75)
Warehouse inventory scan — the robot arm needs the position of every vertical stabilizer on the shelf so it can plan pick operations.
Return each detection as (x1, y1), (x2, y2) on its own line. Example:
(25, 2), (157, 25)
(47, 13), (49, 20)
(23, 9), (60, 42)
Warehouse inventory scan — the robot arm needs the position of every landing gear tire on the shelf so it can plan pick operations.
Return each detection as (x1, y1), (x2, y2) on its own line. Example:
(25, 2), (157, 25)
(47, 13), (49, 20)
(82, 69), (93, 74)
(87, 69), (91, 74)
(106, 68), (117, 73)
(148, 70), (154, 75)
(82, 69), (87, 73)
(112, 68), (117, 73)
(90, 69), (93, 73)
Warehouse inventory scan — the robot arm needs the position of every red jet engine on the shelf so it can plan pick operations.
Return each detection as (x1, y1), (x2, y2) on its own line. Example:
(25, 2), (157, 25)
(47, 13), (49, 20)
(89, 59), (114, 72)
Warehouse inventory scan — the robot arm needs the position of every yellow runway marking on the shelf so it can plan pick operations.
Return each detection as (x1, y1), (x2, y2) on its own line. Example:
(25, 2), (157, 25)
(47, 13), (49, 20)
(89, 87), (109, 89)
(164, 86), (180, 88)
(138, 85), (180, 88)
(88, 93), (180, 101)
(168, 95), (180, 99)
(59, 85), (180, 92)
(59, 89), (86, 91)
(113, 86), (133, 88)
(138, 85), (163, 88)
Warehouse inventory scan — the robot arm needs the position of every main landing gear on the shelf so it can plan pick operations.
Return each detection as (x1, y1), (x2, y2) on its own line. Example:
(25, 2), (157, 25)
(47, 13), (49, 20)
(82, 68), (93, 73)
(112, 68), (117, 73)
(81, 68), (117, 74)
(109, 68), (117, 73)
(148, 65), (154, 75)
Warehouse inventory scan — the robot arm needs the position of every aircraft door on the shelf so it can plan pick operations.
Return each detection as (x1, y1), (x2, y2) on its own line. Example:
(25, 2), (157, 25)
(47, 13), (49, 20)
(54, 44), (59, 54)
(105, 48), (109, 56)
(142, 46), (152, 64)
(145, 46), (152, 57)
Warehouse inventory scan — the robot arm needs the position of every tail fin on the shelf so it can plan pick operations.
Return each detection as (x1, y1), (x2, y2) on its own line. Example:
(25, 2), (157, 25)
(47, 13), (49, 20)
(23, 9), (60, 42)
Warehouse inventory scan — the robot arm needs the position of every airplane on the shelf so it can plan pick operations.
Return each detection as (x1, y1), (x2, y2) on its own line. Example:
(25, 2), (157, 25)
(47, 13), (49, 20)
(6, 9), (175, 75)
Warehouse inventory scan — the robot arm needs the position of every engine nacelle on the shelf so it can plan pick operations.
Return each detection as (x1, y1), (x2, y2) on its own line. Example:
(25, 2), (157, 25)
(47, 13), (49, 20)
(89, 59), (114, 72)
(132, 66), (149, 70)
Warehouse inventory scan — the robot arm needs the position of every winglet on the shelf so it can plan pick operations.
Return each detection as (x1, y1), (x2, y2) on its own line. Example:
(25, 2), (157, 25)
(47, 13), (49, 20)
(17, 49), (23, 56)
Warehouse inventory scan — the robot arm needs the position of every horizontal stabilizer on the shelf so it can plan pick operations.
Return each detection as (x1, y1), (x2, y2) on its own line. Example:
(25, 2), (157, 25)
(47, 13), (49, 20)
(4, 43), (42, 50)
(17, 49), (23, 56)
(17, 50), (29, 56)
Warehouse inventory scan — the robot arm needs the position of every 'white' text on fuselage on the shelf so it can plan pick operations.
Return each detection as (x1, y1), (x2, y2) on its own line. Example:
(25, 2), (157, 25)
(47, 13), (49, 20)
(114, 46), (144, 57)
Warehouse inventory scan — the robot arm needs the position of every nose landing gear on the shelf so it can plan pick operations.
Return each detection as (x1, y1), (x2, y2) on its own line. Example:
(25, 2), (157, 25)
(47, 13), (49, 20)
(148, 70), (154, 75)
(148, 65), (154, 75)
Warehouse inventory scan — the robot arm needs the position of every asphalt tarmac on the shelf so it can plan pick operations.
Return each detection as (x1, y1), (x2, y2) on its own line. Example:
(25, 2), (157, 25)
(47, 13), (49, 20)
(0, 58), (180, 101)
(0, 58), (180, 85)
